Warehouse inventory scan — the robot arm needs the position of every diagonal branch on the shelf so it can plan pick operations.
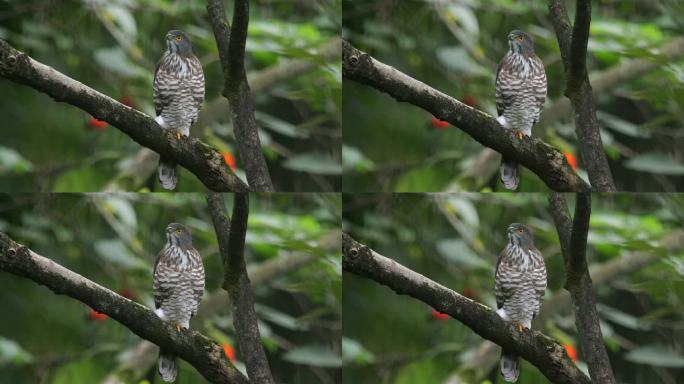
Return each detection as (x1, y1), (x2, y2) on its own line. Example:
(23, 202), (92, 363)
(548, 192), (617, 383)
(547, 0), (616, 192)
(0, 39), (248, 192)
(342, 40), (589, 192)
(342, 233), (590, 384)
(0, 232), (248, 384)
(207, 193), (275, 384)
(207, 0), (274, 192)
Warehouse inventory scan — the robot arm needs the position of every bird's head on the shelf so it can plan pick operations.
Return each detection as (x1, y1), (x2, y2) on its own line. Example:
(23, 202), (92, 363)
(507, 223), (534, 247)
(508, 30), (534, 55)
(165, 30), (193, 55)
(166, 222), (192, 247)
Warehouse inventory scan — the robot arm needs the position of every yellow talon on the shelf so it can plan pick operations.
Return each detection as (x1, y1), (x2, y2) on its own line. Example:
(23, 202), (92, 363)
(513, 130), (524, 140)
(517, 323), (524, 332)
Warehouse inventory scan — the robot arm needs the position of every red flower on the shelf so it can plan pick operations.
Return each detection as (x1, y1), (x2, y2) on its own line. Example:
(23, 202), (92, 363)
(564, 343), (578, 362)
(431, 116), (450, 130)
(564, 151), (578, 171)
(462, 95), (478, 107)
(221, 343), (236, 362)
(222, 151), (237, 171)
(431, 308), (450, 320)
(89, 308), (108, 321)
(88, 117), (108, 130)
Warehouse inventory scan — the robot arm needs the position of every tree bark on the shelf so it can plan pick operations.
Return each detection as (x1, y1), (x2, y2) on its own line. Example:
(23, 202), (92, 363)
(207, 193), (275, 384)
(548, 193), (617, 383)
(342, 233), (590, 384)
(548, 0), (617, 191)
(207, 0), (274, 192)
(0, 232), (248, 384)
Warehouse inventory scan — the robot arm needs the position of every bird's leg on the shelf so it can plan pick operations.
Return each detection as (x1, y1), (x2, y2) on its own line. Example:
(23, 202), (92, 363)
(512, 129), (525, 140)
(170, 129), (182, 140)
(512, 321), (525, 332)
(169, 320), (185, 333)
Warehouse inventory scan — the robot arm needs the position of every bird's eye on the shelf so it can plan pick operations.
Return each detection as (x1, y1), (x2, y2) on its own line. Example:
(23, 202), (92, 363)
(176, 228), (182, 234)
(517, 228), (524, 233)
(175, 35), (182, 41)
(516, 35), (524, 42)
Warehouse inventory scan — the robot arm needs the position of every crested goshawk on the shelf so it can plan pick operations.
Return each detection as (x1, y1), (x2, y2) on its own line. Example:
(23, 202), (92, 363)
(495, 30), (547, 190)
(494, 223), (547, 382)
(153, 30), (205, 190)
(153, 223), (205, 382)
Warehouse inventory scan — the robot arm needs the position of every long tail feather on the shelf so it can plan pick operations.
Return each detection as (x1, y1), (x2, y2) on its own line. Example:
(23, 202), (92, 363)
(500, 158), (520, 190)
(500, 350), (520, 382)
(158, 157), (178, 190)
(159, 350), (178, 382)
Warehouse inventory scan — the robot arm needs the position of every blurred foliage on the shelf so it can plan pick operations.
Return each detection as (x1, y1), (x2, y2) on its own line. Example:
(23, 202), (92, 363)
(342, 0), (684, 192)
(342, 193), (684, 383)
(0, 192), (341, 383)
(0, 0), (341, 192)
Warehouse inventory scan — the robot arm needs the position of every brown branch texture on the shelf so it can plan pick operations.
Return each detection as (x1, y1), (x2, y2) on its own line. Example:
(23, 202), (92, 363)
(342, 233), (590, 384)
(0, 231), (248, 384)
(342, 40), (589, 192)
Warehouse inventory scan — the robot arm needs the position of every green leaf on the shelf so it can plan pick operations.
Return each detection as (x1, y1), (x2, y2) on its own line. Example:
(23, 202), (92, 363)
(625, 344), (684, 367)
(342, 337), (375, 364)
(283, 152), (341, 175)
(435, 46), (487, 76)
(342, 145), (375, 172)
(0, 337), (33, 364)
(598, 111), (649, 138)
(625, 153), (684, 175)
(93, 239), (149, 271)
(435, 238), (487, 269)
(256, 304), (310, 331)
(93, 47), (146, 78)
(0, 146), (33, 174)
(256, 111), (309, 138)
(282, 344), (342, 367)
(598, 304), (651, 330)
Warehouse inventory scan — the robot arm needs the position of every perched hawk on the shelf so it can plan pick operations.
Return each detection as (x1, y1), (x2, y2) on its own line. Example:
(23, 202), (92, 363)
(153, 30), (205, 190)
(495, 30), (547, 190)
(153, 223), (205, 382)
(494, 223), (547, 382)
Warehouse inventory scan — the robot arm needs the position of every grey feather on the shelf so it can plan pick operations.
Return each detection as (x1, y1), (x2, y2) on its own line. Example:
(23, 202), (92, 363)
(158, 158), (177, 190)
(501, 351), (520, 382)
(501, 159), (520, 190)
(159, 350), (177, 383)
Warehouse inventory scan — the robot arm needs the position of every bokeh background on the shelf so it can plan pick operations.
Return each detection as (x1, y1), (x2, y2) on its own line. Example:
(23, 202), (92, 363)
(0, 0), (341, 192)
(342, 193), (684, 383)
(342, 0), (684, 192)
(0, 193), (341, 383)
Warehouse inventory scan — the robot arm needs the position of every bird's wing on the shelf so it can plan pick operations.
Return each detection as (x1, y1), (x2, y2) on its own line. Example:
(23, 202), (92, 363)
(153, 55), (174, 117)
(495, 53), (514, 117)
(152, 248), (168, 310)
(494, 247), (509, 309)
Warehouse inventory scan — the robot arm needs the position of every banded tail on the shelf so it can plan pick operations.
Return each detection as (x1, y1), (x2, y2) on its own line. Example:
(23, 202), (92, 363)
(500, 349), (519, 382)
(500, 158), (520, 190)
(158, 349), (178, 382)
(158, 157), (178, 190)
